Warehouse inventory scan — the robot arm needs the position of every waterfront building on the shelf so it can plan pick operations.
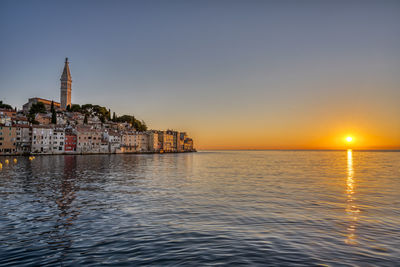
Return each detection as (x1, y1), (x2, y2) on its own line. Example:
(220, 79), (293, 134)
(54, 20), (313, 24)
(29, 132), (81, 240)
(31, 125), (54, 153)
(100, 139), (109, 153)
(103, 130), (121, 153)
(171, 131), (179, 152)
(64, 128), (77, 152)
(120, 131), (147, 153)
(147, 131), (161, 152)
(135, 132), (149, 152)
(121, 132), (136, 153)
(76, 126), (103, 153)
(52, 127), (65, 153)
(184, 138), (194, 151)
(0, 125), (17, 154)
(60, 57), (72, 109)
(177, 132), (187, 152)
(15, 125), (31, 153)
(159, 131), (175, 152)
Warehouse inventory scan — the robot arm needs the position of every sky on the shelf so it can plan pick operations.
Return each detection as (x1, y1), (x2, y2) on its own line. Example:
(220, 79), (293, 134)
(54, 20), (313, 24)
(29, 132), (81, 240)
(0, 0), (399, 149)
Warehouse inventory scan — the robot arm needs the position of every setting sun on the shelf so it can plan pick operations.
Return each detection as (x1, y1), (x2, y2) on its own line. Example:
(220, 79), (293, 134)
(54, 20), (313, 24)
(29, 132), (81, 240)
(346, 136), (353, 143)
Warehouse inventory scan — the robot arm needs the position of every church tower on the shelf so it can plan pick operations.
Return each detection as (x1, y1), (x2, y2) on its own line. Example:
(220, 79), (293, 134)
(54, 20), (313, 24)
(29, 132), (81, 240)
(60, 57), (72, 110)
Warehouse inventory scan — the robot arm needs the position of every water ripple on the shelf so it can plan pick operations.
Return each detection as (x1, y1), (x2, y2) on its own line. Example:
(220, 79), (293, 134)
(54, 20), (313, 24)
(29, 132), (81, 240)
(0, 151), (399, 266)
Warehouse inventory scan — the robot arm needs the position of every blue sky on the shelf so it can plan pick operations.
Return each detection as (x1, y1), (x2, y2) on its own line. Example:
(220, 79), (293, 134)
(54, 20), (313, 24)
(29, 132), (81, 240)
(1, 0), (399, 148)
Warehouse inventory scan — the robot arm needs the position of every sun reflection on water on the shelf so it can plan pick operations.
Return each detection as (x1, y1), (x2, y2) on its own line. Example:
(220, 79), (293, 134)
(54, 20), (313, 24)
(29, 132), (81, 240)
(345, 149), (360, 245)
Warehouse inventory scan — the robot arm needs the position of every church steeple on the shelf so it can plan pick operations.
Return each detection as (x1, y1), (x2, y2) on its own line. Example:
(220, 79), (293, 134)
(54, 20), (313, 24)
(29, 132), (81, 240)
(60, 57), (72, 109)
(61, 57), (72, 81)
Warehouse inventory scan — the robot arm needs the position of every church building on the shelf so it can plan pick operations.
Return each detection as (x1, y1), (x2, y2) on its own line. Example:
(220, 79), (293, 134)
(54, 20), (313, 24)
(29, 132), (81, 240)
(23, 58), (72, 113)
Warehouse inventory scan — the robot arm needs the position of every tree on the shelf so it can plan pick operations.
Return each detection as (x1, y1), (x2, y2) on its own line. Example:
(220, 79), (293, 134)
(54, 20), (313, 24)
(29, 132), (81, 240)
(135, 120), (147, 132)
(84, 114), (88, 124)
(130, 116), (136, 127)
(81, 104), (93, 115)
(51, 109), (57, 124)
(28, 102), (46, 123)
(0, 100), (12, 110)
(66, 105), (71, 111)
(50, 100), (55, 113)
(29, 102), (46, 114)
(112, 112), (116, 122)
(108, 109), (111, 120)
(70, 104), (81, 112)
(113, 114), (147, 131)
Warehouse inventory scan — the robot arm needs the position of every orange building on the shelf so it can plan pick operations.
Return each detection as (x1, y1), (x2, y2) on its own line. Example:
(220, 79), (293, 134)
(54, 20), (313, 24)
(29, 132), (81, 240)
(0, 125), (17, 154)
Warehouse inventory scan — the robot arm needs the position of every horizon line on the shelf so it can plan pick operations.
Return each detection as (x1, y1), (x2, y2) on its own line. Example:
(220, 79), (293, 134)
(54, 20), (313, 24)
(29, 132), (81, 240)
(198, 148), (400, 152)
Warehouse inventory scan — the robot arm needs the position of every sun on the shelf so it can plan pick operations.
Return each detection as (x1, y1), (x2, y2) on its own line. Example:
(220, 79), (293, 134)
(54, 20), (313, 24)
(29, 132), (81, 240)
(346, 136), (353, 143)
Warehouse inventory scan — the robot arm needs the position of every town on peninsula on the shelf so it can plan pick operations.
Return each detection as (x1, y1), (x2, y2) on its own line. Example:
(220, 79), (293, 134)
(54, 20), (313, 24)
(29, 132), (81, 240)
(0, 58), (195, 155)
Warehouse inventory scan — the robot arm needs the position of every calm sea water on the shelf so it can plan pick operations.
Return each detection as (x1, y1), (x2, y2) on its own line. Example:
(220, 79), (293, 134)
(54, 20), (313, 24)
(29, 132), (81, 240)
(0, 150), (399, 266)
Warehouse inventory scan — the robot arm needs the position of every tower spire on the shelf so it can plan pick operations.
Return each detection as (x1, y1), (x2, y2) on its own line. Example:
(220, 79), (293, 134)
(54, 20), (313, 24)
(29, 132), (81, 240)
(61, 57), (72, 81)
(60, 57), (72, 109)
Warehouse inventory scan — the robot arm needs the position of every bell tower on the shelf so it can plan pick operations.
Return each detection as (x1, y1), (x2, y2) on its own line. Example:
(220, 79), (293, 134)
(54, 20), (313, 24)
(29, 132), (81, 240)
(60, 57), (72, 110)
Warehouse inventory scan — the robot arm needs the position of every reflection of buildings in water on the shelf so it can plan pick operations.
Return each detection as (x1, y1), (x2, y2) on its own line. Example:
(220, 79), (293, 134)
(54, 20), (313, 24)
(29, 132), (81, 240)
(17, 156), (80, 264)
(345, 149), (360, 245)
(48, 156), (80, 263)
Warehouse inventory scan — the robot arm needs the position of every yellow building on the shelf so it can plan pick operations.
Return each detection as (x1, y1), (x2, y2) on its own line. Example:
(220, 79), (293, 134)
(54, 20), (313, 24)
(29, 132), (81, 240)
(121, 131), (149, 153)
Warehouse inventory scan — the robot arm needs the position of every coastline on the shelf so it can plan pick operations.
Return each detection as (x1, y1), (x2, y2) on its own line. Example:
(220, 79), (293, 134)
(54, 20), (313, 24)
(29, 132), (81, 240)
(0, 150), (197, 157)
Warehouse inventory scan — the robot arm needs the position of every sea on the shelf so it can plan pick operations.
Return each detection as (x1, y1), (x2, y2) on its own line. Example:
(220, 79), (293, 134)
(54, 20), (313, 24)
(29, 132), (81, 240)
(0, 150), (399, 266)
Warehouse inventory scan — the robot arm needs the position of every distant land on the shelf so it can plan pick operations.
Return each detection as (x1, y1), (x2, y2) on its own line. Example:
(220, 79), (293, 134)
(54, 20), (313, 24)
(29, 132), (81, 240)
(0, 58), (195, 155)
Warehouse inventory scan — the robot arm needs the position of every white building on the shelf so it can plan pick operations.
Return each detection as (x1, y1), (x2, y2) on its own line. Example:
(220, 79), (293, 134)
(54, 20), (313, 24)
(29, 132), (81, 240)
(103, 130), (121, 153)
(15, 125), (31, 153)
(52, 127), (65, 153)
(31, 125), (54, 153)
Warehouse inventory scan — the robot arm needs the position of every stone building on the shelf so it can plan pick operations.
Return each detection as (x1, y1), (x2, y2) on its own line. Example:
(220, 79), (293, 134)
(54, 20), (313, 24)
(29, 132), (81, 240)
(0, 108), (17, 118)
(0, 125), (17, 154)
(22, 98), (60, 114)
(103, 130), (121, 153)
(31, 125), (54, 153)
(184, 138), (194, 151)
(60, 57), (72, 109)
(64, 128), (77, 152)
(52, 127), (65, 153)
(15, 125), (31, 153)
(134, 132), (149, 152)
(0, 113), (12, 126)
(147, 131), (161, 152)
(159, 130), (175, 152)
(35, 113), (52, 125)
(76, 126), (103, 153)
(22, 58), (71, 113)
(177, 132), (187, 152)
(121, 132), (136, 153)
(121, 131), (149, 153)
